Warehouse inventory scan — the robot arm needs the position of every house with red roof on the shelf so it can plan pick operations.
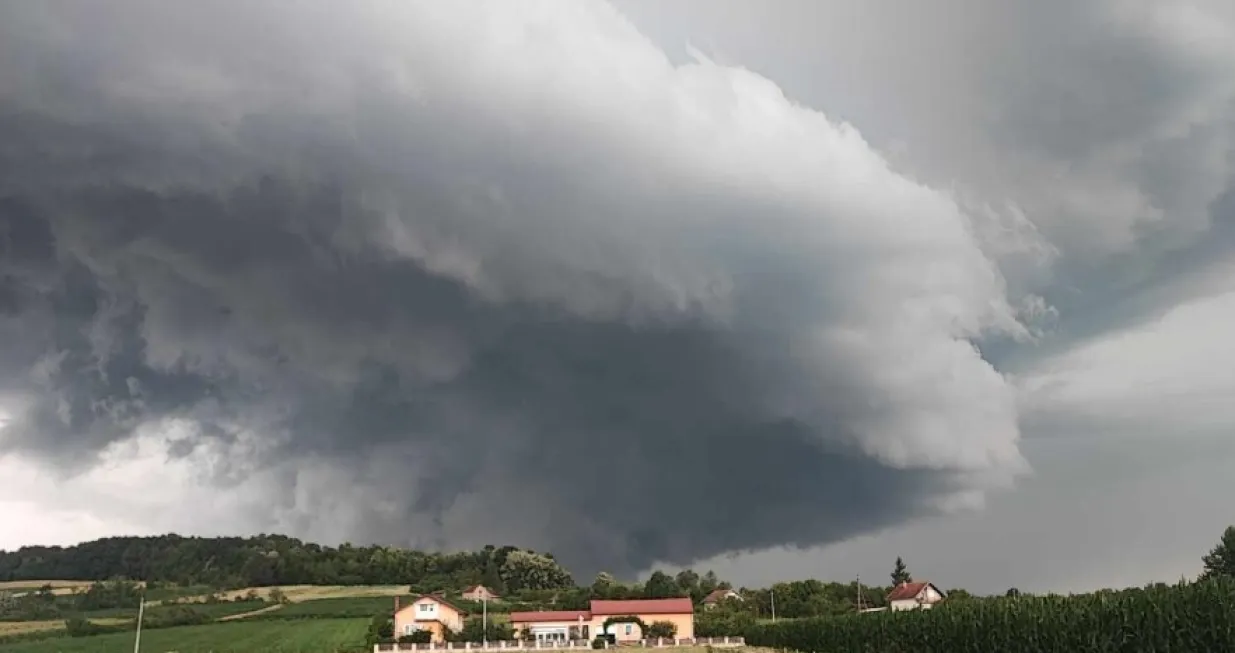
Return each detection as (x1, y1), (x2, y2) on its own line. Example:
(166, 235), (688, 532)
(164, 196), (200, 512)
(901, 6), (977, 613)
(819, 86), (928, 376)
(886, 581), (945, 611)
(509, 597), (694, 643)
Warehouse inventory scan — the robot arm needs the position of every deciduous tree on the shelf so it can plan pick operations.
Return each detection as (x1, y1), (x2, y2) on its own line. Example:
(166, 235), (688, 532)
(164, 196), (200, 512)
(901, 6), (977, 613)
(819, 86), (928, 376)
(498, 550), (574, 592)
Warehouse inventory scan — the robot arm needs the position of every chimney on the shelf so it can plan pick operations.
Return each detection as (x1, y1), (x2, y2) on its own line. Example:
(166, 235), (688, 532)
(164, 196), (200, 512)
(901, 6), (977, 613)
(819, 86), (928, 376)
(394, 596), (400, 613)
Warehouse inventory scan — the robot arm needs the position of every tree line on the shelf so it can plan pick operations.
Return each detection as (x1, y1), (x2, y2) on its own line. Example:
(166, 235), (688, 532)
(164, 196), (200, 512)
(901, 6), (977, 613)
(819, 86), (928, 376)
(0, 535), (572, 593)
(0, 533), (950, 625)
(11, 526), (1235, 621)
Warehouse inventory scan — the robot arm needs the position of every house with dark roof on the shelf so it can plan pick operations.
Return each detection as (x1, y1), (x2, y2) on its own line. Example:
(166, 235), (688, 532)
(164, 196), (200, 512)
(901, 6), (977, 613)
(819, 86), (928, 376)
(701, 588), (742, 609)
(509, 597), (694, 643)
(886, 581), (945, 611)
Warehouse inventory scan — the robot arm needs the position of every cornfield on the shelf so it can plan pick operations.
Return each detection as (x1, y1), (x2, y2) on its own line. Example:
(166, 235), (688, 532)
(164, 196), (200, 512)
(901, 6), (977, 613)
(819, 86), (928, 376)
(744, 577), (1235, 652)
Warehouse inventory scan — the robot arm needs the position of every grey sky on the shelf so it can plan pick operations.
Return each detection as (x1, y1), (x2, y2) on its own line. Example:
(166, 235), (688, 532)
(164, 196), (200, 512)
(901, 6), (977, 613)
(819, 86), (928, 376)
(1, 0), (1233, 595)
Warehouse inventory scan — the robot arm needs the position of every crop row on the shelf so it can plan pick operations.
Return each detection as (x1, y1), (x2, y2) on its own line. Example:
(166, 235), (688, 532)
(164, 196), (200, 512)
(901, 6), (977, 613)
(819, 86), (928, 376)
(745, 578), (1235, 653)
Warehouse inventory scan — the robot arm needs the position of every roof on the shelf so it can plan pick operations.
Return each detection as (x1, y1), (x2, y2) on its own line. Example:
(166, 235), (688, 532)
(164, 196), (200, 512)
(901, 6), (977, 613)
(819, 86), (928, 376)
(508, 610), (591, 623)
(886, 582), (943, 602)
(403, 593), (470, 616)
(702, 589), (739, 603)
(462, 584), (500, 596)
(590, 598), (694, 615)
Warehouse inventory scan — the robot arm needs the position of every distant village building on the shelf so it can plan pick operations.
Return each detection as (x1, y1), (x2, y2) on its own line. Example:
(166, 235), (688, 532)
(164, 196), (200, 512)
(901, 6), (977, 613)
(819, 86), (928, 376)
(461, 584), (501, 602)
(886, 582), (945, 611)
(701, 588), (742, 610)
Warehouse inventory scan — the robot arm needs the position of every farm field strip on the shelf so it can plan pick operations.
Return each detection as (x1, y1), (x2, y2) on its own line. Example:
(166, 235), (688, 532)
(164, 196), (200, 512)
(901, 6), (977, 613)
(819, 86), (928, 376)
(0, 622), (60, 637)
(0, 582), (91, 592)
(219, 603), (286, 621)
(0, 617), (370, 653)
(204, 584), (409, 603)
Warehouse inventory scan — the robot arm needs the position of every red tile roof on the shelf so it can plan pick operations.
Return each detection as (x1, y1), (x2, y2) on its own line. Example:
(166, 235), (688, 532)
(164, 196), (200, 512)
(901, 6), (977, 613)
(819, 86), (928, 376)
(508, 610), (592, 623)
(590, 598), (694, 615)
(886, 582), (940, 602)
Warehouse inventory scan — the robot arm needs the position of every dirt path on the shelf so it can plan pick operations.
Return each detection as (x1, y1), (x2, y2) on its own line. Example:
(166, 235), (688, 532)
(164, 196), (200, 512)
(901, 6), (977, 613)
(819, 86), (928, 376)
(218, 603), (286, 621)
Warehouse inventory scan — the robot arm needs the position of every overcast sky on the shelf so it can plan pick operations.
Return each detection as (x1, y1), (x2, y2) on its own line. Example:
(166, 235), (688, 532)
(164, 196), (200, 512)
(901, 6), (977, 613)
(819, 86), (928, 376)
(1, 0), (1233, 596)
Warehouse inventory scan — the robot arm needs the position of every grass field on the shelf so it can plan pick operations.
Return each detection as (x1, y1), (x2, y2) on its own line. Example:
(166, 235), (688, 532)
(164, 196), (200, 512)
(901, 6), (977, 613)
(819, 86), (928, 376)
(0, 617), (370, 653)
(260, 596), (396, 619)
(84, 599), (271, 621)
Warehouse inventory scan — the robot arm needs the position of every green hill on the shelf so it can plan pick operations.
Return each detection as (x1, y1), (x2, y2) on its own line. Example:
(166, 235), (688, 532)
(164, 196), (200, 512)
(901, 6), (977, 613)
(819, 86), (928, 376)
(0, 536), (553, 592)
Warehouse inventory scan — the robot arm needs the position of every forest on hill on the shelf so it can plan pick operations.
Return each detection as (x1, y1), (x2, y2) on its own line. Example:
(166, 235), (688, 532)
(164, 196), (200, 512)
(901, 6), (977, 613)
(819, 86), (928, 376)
(0, 534), (926, 624)
(0, 535), (569, 593)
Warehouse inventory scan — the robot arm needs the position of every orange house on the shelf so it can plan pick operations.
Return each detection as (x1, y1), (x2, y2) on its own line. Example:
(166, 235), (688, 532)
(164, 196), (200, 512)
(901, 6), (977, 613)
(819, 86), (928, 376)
(394, 594), (468, 643)
(591, 598), (694, 641)
(509, 598), (694, 643)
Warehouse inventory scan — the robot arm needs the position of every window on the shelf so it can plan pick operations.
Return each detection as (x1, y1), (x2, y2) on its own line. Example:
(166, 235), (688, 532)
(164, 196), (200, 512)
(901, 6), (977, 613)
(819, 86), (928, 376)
(419, 604), (432, 612)
(624, 624), (632, 635)
(404, 625), (414, 635)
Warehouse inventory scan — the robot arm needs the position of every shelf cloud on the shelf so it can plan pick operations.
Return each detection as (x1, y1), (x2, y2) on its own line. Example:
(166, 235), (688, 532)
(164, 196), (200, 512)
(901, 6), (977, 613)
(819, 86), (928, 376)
(7, 0), (1229, 584)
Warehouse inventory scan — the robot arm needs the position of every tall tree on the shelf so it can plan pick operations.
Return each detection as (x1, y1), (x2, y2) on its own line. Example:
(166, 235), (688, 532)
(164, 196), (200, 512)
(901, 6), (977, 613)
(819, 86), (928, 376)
(498, 550), (574, 592)
(643, 570), (679, 598)
(700, 570), (720, 594)
(1201, 526), (1235, 580)
(674, 569), (700, 595)
(890, 557), (912, 586)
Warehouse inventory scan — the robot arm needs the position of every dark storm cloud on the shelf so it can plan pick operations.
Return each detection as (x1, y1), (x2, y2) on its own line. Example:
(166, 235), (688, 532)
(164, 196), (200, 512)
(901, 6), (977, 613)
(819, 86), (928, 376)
(0, 0), (1026, 576)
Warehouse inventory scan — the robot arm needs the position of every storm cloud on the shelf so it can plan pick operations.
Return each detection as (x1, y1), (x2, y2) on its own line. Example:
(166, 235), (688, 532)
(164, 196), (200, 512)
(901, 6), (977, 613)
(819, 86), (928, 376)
(0, 0), (1035, 576)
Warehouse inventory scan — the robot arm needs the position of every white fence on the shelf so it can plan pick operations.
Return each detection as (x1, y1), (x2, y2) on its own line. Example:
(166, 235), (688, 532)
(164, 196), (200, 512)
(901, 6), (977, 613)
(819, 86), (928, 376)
(376, 637), (746, 652)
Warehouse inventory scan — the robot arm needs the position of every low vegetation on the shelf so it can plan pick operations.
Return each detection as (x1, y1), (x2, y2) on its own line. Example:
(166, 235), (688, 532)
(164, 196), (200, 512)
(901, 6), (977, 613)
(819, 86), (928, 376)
(0, 580), (272, 624)
(253, 596), (398, 620)
(746, 578), (1235, 652)
(0, 617), (371, 653)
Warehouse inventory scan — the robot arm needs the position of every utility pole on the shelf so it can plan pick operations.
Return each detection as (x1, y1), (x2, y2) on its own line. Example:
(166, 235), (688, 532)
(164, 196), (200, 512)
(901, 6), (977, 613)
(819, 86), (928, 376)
(856, 575), (863, 612)
(482, 595), (488, 646)
(770, 587), (776, 623)
(133, 594), (146, 653)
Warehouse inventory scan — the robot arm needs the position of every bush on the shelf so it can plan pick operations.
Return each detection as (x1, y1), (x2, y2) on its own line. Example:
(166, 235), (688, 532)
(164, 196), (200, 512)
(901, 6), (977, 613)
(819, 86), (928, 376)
(398, 630), (432, 644)
(695, 609), (756, 636)
(63, 617), (126, 637)
(141, 604), (213, 629)
(646, 621), (677, 638)
(447, 616), (515, 642)
(364, 613), (394, 649)
(591, 637), (607, 649)
(746, 578), (1235, 653)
